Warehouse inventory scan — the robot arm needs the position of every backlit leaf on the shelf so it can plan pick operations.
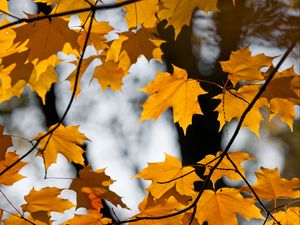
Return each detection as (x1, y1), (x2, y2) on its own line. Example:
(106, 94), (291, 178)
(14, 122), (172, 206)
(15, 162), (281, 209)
(140, 65), (207, 134)
(34, 124), (88, 170)
(241, 167), (300, 200)
(196, 188), (263, 225)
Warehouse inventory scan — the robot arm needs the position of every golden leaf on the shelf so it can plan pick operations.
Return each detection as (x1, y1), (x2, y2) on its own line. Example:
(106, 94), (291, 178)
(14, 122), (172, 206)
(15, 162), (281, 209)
(262, 66), (300, 129)
(220, 47), (273, 86)
(13, 17), (80, 61)
(158, 0), (219, 38)
(70, 165), (127, 209)
(196, 188), (263, 225)
(21, 187), (74, 213)
(0, 151), (27, 186)
(35, 124), (88, 170)
(241, 167), (300, 200)
(267, 207), (300, 225)
(214, 85), (269, 136)
(121, 0), (159, 29)
(140, 65), (207, 134)
(198, 151), (254, 184)
(135, 153), (199, 198)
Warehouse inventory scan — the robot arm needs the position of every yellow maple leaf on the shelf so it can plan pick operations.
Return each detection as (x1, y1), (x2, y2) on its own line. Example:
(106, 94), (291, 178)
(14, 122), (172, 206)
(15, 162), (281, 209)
(214, 85), (269, 136)
(262, 66), (300, 129)
(267, 207), (300, 225)
(241, 167), (300, 200)
(35, 124), (88, 170)
(120, 0), (159, 29)
(198, 151), (254, 184)
(61, 209), (108, 225)
(0, 151), (27, 186)
(0, 125), (12, 161)
(158, 0), (219, 38)
(70, 165), (127, 209)
(135, 153), (199, 199)
(140, 65), (207, 134)
(13, 17), (80, 61)
(196, 188), (263, 225)
(78, 19), (113, 51)
(3, 214), (47, 225)
(130, 193), (185, 225)
(220, 47), (273, 86)
(29, 65), (58, 104)
(93, 60), (126, 91)
(21, 187), (74, 213)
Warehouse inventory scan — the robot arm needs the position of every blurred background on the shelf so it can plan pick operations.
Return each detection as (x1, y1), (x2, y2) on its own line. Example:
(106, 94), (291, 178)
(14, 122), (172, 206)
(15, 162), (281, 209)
(0, 0), (299, 224)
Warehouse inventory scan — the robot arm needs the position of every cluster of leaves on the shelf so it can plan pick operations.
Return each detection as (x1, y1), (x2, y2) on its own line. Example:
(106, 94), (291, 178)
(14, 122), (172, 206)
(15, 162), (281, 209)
(0, 0), (299, 224)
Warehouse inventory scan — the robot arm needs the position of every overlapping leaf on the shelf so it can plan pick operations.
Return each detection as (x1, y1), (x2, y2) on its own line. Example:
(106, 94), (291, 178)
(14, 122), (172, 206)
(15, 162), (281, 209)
(135, 153), (199, 198)
(196, 188), (263, 225)
(214, 85), (269, 136)
(241, 167), (300, 200)
(262, 66), (300, 129)
(70, 165), (127, 209)
(198, 151), (254, 183)
(34, 124), (88, 170)
(267, 207), (300, 225)
(13, 17), (80, 61)
(121, 0), (159, 29)
(220, 47), (273, 86)
(0, 151), (27, 186)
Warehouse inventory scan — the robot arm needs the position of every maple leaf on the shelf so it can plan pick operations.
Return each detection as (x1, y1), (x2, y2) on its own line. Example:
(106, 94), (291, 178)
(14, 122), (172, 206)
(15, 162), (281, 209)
(106, 28), (164, 69)
(140, 65), (207, 134)
(0, 125), (13, 161)
(130, 193), (185, 225)
(35, 124), (88, 170)
(267, 207), (300, 225)
(3, 214), (47, 225)
(214, 85), (269, 136)
(220, 47), (273, 86)
(29, 65), (58, 104)
(0, 151), (27, 186)
(78, 19), (113, 51)
(158, 0), (219, 38)
(120, 0), (159, 29)
(196, 188), (263, 225)
(70, 165), (127, 209)
(262, 66), (300, 129)
(198, 151), (254, 184)
(135, 153), (199, 198)
(93, 60), (127, 91)
(0, 50), (34, 86)
(61, 209), (110, 225)
(21, 187), (74, 214)
(13, 17), (80, 61)
(241, 167), (300, 200)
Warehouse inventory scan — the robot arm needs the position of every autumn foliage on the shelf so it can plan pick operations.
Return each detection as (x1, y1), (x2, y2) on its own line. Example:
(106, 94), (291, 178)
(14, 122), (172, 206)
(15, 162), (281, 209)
(0, 0), (299, 225)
